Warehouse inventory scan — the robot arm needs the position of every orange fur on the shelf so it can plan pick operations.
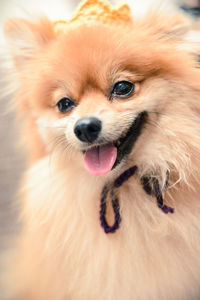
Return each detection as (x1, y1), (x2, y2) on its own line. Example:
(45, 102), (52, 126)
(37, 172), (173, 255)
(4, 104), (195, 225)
(2, 10), (200, 300)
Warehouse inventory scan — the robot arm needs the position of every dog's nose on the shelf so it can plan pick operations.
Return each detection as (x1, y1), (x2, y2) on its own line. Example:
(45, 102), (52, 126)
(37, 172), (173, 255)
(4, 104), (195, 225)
(74, 117), (102, 143)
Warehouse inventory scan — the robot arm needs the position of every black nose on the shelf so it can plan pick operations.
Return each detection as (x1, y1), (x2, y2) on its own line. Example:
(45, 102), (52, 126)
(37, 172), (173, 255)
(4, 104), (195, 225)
(74, 117), (102, 143)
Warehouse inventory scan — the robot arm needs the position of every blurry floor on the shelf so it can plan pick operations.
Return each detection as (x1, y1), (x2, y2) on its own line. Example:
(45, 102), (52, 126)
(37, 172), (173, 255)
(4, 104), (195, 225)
(0, 92), (24, 299)
(0, 99), (23, 250)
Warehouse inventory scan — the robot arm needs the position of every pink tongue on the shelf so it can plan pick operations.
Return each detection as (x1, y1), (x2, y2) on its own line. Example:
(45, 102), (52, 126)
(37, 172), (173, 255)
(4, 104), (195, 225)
(84, 144), (117, 176)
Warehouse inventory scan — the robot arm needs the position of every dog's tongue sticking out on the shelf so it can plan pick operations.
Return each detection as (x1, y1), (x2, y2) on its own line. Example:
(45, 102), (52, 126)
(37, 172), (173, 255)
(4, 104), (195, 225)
(84, 144), (117, 176)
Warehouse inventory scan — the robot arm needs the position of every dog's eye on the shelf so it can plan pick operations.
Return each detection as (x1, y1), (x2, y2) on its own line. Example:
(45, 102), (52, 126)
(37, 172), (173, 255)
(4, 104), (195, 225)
(57, 97), (76, 113)
(112, 81), (135, 98)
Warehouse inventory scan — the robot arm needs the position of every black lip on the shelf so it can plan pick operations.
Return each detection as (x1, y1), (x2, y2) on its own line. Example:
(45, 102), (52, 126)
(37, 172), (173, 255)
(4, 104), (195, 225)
(112, 111), (148, 169)
(82, 111), (148, 169)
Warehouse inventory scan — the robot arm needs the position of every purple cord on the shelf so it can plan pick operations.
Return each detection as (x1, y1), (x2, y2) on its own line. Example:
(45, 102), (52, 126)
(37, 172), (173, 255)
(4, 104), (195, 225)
(100, 187), (121, 233)
(155, 186), (174, 214)
(114, 166), (138, 188)
(100, 166), (137, 234)
(99, 166), (174, 234)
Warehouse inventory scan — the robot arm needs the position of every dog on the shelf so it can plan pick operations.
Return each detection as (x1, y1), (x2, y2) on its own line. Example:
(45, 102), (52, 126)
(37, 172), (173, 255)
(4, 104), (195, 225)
(3, 0), (200, 299)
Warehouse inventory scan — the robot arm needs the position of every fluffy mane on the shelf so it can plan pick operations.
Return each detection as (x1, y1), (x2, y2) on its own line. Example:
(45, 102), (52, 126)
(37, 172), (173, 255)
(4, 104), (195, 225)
(2, 2), (200, 299)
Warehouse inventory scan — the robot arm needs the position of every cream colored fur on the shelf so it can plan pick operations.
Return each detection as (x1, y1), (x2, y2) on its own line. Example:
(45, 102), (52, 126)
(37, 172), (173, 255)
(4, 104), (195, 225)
(2, 10), (200, 300)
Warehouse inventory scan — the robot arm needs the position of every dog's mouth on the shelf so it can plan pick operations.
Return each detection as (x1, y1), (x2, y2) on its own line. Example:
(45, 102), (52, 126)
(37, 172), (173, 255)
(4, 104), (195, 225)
(83, 111), (147, 176)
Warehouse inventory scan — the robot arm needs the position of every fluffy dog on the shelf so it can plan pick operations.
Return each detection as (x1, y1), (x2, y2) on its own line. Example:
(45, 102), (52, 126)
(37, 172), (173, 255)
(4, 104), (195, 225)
(3, 0), (200, 299)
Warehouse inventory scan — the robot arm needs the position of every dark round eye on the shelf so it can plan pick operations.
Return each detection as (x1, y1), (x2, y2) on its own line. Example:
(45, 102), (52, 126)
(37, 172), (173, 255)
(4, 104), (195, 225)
(112, 81), (135, 98)
(57, 97), (76, 113)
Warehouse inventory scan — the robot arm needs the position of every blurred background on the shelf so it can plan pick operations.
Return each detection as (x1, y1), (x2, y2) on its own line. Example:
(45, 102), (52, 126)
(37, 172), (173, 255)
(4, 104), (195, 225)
(0, 0), (199, 298)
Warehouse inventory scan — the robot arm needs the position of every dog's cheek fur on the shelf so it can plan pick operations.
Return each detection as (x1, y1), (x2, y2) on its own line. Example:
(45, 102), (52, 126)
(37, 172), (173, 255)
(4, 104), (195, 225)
(135, 90), (200, 188)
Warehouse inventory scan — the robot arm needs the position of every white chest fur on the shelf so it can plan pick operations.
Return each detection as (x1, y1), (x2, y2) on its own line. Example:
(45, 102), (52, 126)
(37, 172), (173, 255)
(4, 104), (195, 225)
(16, 156), (200, 300)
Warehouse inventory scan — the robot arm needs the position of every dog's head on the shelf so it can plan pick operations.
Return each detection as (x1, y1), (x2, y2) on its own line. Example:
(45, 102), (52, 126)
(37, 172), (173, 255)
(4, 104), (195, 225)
(4, 13), (200, 185)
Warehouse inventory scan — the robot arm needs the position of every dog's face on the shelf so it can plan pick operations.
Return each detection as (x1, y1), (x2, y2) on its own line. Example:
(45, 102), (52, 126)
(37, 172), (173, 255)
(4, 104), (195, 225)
(4, 15), (200, 182)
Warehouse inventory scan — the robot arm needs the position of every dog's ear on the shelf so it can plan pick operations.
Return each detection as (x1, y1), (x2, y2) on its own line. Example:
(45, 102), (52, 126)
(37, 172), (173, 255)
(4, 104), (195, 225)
(163, 20), (200, 60)
(161, 17), (200, 52)
(4, 17), (55, 70)
(144, 13), (190, 40)
(182, 29), (200, 60)
(145, 13), (200, 61)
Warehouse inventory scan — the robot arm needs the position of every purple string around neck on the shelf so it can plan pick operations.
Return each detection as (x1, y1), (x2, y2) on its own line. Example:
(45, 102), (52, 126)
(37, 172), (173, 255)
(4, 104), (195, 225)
(99, 165), (174, 234)
(155, 186), (174, 214)
(100, 166), (137, 234)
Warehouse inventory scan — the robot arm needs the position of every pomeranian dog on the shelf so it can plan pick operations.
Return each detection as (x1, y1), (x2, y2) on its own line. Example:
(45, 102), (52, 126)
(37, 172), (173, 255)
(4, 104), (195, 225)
(3, 0), (200, 299)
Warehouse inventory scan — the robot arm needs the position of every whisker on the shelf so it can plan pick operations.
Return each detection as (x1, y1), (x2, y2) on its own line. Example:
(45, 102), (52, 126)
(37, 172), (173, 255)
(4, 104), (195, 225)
(148, 110), (168, 117)
(48, 134), (79, 172)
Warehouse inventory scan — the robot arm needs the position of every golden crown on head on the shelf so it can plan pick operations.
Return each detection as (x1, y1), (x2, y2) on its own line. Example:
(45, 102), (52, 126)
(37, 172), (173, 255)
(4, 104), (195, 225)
(54, 0), (132, 32)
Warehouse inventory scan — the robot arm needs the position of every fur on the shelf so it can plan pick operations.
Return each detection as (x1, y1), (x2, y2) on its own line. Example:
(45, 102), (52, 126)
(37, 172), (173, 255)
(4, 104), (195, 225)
(2, 10), (200, 300)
